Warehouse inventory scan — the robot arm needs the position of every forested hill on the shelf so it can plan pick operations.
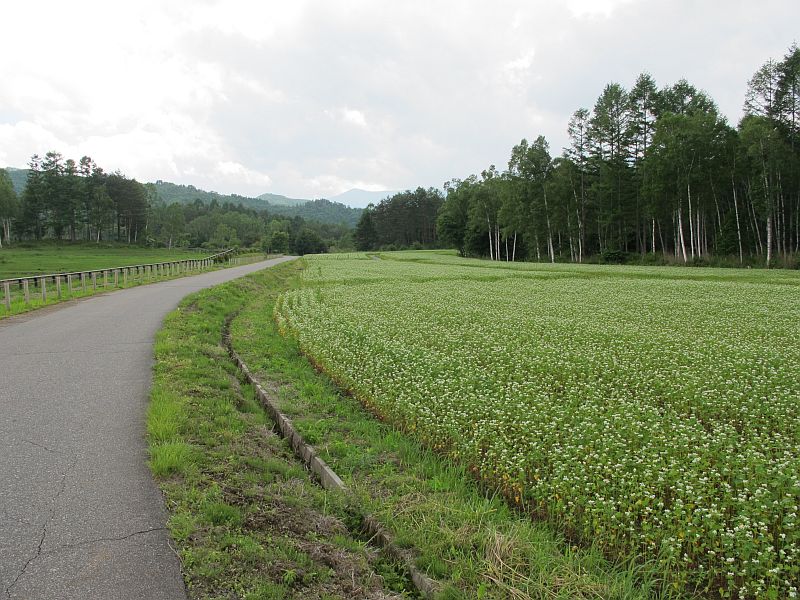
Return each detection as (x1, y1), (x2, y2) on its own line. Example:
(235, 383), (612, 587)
(4, 174), (361, 227)
(153, 181), (362, 226)
(257, 192), (306, 206)
(6, 168), (29, 195)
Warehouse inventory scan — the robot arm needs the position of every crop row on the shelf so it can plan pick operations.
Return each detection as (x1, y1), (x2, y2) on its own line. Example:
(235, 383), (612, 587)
(275, 254), (800, 599)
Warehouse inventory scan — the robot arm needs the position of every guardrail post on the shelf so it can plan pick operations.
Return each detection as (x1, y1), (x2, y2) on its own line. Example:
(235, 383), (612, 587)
(41, 277), (47, 302)
(114, 269), (119, 287)
(56, 275), (62, 298)
(23, 279), (30, 305)
(92, 272), (97, 290)
(81, 272), (87, 292)
(67, 274), (73, 294)
(3, 282), (10, 310)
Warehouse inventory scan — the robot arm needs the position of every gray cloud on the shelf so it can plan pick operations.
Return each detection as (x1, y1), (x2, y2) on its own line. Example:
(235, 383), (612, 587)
(1, 0), (797, 202)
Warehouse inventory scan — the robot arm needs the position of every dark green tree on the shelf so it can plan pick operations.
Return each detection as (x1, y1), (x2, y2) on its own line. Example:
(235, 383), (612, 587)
(354, 205), (378, 250)
(0, 168), (19, 246)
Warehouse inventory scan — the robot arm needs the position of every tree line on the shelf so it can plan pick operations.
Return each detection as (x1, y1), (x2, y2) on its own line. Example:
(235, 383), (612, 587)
(433, 44), (799, 266)
(0, 154), (353, 254)
(354, 187), (444, 250)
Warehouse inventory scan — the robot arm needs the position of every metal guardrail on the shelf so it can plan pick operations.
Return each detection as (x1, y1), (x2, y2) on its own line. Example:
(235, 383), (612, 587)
(1, 249), (235, 312)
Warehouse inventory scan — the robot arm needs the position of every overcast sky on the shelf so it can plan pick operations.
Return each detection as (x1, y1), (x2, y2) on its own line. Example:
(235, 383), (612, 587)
(1, 1), (798, 204)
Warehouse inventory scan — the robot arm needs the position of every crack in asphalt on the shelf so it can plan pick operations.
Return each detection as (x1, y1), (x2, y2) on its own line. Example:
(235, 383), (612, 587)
(22, 439), (62, 455)
(42, 527), (168, 556)
(5, 454), (78, 599)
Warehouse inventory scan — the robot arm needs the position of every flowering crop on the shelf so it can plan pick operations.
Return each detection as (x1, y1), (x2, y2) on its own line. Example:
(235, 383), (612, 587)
(275, 252), (800, 599)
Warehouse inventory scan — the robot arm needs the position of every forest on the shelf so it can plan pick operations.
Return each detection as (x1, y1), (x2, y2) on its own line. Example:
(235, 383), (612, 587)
(0, 156), (351, 254)
(354, 187), (443, 250)
(355, 44), (800, 267)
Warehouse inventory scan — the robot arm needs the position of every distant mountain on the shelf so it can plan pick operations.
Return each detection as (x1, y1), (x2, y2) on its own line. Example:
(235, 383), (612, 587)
(275, 198), (363, 227)
(0, 172), (363, 227)
(152, 180), (264, 208)
(4, 167), (29, 195)
(257, 192), (307, 207)
(152, 181), (361, 227)
(329, 188), (396, 208)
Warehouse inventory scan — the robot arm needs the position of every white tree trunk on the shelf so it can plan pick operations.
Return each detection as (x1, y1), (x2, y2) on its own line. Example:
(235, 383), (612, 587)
(512, 231), (517, 262)
(687, 183), (695, 260)
(766, 213), (773, 267)
(487, 216), (493, 260)
(543, 186), (555, 263)
(651, 218), (656, 254)
(678, 208), (688, 263)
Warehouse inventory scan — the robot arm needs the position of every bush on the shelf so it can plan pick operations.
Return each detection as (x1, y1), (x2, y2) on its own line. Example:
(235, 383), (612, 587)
(599, 249), (628, 264)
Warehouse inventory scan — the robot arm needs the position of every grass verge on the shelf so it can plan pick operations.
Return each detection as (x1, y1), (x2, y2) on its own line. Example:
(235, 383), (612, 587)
(148, 260), (414, 599)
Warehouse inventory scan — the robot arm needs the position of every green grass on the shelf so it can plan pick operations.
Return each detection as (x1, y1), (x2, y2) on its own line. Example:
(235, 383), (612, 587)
(147, 260), (417, 599)
(0, 241), (205, 279)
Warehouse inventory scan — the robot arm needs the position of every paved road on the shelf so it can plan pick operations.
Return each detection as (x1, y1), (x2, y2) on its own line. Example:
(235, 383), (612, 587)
(0, 257), (295, 600)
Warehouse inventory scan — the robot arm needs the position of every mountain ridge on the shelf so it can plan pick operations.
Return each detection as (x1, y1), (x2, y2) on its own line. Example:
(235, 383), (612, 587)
(0, 168), (363, 227)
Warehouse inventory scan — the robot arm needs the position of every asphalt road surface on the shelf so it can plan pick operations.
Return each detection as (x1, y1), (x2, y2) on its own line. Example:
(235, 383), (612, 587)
(0, 257), (295, 599)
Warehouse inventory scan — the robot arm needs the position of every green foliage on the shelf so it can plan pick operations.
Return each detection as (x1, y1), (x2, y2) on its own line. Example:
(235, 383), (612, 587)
(0, 168), (19, 246)
(152, 181), (362, 226)
(360, 187), (444, 250)
(3, 157), (358, 249)
(354, 206), (378, 250)
(292, 227), (326, 255)
(599, 248), (628, 263)
(210, 223), (240, 249)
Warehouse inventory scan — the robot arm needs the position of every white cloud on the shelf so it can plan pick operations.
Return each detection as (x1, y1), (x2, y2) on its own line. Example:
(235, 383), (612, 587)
(564, 0), (639, 17)
(307, 174), (388, 198)
(324, 108), (369, 129)
(215, 161), (272, 187)
(342, 109), (368, 128)
(1, 0), (799, 201)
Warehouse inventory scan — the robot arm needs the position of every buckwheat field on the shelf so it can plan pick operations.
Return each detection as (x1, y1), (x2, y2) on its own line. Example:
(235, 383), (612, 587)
(275, 252), (800, 599)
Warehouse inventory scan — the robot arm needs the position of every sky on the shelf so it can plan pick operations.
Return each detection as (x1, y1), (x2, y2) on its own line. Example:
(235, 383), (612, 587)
(1, 1), (798, 205)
